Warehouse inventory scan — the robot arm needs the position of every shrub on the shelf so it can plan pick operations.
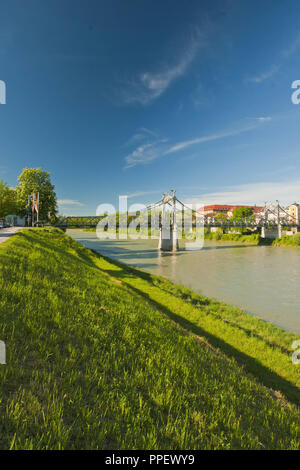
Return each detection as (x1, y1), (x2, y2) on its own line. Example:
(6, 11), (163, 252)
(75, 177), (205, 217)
(292, 233), (300, 245)
(214, 229), (223, 240)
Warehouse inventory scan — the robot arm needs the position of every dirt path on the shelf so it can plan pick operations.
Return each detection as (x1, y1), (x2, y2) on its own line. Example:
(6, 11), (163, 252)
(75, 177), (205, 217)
(0, 227), (23, 244)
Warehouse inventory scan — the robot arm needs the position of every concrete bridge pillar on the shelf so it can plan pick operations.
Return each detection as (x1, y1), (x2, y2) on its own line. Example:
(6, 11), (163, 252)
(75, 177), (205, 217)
(159, 226), (172, 251)
(261, 226), (281, 239)
(158, 227), (162, 250)
(159, 190), (179, 251)
(158, 225), (179, 251)
(172, 225), (179, 252)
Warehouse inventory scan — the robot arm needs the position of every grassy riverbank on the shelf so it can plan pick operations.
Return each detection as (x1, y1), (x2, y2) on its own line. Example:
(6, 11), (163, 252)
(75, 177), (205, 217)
(197, 230), (300, 246)
(205, 230), (300, 245)
(273, 233), (300, 246)
(204, 230), (261, 244)
(0, 228), (299, 449)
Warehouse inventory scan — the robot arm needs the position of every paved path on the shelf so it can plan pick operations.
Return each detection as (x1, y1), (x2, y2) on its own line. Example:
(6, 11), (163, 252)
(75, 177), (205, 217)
(0, 227), (23, 244)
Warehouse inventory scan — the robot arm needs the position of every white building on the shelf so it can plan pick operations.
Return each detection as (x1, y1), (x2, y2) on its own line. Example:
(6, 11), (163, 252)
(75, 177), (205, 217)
(288, 203), (299, 225)
(5, 214), (26, 226)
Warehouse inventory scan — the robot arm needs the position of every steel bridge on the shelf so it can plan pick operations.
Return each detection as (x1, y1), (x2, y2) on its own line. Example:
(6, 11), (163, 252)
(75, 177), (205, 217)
(53, 214), (299, 229)
(53, 193), (299, 250)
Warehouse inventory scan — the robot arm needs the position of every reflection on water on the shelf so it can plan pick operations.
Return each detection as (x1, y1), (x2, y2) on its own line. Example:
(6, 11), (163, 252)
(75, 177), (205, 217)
(68, 231), (300, 334)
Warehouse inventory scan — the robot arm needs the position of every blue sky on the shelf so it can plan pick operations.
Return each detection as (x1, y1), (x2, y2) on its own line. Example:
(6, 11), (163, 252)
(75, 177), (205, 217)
(0, 0), (300, 215)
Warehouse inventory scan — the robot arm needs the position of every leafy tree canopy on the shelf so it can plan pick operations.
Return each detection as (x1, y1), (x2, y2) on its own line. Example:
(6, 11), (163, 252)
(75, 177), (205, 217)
(232, 206), (254, 220)
(215, 213), (227, 220)
(0, 179), (17, 219)
(16, 168), (57, 221)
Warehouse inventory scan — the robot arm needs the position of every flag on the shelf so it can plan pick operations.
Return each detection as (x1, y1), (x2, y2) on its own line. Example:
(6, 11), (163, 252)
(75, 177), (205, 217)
(31, 193), (39, 213)
(35, 193), (39, 213)
(32, 193), (36, 213)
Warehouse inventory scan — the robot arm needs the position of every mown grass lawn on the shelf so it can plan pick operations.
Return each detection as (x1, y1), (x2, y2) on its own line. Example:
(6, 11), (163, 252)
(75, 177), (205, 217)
(0, 228), (299, 450)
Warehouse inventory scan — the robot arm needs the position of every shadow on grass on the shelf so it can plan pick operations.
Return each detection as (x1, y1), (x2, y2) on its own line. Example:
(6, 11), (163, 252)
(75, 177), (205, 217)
(122, 280), (300, 405)
(91, 251), (296, 350)
(93, 254), (300, 406)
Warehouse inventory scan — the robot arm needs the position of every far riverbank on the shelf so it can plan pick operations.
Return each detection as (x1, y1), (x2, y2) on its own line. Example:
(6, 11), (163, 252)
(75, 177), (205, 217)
(79, 228), (300, 246)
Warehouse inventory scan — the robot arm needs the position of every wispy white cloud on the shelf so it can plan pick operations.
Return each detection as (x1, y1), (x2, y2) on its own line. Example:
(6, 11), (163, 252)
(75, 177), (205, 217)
(247, 64), (280, 84)
(125, 189), (162, 199)
(282, 32), (300, 57)
(124, 128), (167, 168)
(124, 117), (272, 168)
(139, 127), (158, 137)
(123, 133), (147, 147)
(57, 199), (85, 206)
(247, 31), (300, 84)
(164, 117), (272, 155)
(120, 28), (207, 105)
(123, 128), (158, 147)
(185, 180), (300, 206)
(256, 116), (272, 122)
(124, 139), (168, 168)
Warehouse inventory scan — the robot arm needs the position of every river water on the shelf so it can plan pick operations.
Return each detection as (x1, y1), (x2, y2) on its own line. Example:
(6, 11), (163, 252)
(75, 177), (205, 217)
(68, 230), (300, 334)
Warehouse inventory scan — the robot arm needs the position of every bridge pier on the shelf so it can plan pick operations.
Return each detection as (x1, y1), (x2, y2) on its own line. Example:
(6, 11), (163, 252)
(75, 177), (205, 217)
(159, 227), (171, 251)
(158, 227), (179, 252)
(158, 191), (179, 252)
(261, 226), (282, 239)
(172, 225), (179, 251)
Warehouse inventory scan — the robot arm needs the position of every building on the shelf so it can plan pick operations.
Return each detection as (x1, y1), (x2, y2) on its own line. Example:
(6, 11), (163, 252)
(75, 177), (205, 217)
(203, 205), (234, 218)
(203, 204), (264, 219)
(227, 206), (264, 221)
(5, 214), (26, 226)
(288, 203), (299, 225)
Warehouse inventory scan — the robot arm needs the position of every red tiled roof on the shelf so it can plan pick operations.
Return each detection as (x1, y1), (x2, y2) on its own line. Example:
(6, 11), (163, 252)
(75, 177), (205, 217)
(203, 205), (232, 211)
(203, 204), (264, 212)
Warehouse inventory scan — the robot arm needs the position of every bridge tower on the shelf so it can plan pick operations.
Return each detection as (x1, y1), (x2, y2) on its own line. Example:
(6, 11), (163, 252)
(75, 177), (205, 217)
(158, 190), (179, 252)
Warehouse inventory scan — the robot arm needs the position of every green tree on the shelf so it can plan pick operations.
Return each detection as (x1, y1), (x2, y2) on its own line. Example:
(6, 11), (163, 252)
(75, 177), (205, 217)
(16, 168), (57, 221)
(215, 213), (227, 222)
(232, 206), (254, 220)
(231, 206), (254, 233)
(0, 179), (17, 219)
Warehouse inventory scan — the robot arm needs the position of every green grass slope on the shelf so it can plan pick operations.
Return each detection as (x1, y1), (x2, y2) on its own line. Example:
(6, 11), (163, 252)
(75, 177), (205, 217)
(0, 228), (299, 450)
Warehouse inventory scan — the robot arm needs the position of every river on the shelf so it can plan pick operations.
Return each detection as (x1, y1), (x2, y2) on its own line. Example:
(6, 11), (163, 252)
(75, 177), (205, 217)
(68, 230), (300, 334)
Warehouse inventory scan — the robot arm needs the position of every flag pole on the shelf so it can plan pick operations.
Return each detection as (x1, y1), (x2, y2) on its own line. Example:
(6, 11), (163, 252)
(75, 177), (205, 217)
(32, 195), (34, 227)
(32, 193), (35, 227)
(37, 192), (39, 225)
